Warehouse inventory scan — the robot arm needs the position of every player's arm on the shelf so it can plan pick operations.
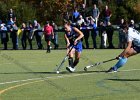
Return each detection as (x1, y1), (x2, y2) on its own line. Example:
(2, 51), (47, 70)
(118, 41), (132, 58)
(73, 27), (84, 45)
(51, 27), (54, 39)
(64, 34), (70, 48)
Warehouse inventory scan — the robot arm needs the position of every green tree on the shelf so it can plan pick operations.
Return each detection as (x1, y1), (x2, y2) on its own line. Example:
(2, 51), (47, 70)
(0, 0), (36, 25)
(0, 0), (140, 25)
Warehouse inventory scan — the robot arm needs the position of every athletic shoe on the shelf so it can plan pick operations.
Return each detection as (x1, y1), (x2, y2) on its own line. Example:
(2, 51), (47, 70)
(66, 66), (75, 73)
(106, 67), (117, 73)
(47, 50), (51, 53)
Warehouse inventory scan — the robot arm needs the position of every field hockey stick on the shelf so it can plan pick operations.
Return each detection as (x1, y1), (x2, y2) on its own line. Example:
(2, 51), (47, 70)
(84, 58), (117, 71)
(55, 45), (75, 73)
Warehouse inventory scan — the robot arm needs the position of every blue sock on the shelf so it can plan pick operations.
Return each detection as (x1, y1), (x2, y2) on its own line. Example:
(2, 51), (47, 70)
(113, 57), (128, 70)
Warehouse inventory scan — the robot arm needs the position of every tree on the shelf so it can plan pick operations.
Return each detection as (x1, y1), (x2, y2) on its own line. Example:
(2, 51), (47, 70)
(0, 0), (140, 25)
(0, 0), (36, 25)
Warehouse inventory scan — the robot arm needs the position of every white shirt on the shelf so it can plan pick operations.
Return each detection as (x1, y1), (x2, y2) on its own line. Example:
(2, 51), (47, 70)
(77, 19), (84, 26)
(128, 27), (140, 47)
(1, 26), (7, 38)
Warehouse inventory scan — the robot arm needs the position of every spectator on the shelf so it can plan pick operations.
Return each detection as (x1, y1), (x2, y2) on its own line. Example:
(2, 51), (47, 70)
(81, 22), (90, 49)
(51, 21), (59, 49)
(87, 16), (98, 49)
(106, 22), (115, 49)
(21, 22), (27, 50)
(76, 15), (86, 48)
(10, 23), (18, 50)
(118, 18), (127, 49)
(80, 3), (86, 18)
(7, 18), (14, 31)
(72, 8), (80, 23)
(98, 21), (107, 49)
(0, 23), (9, 50)
(27, 22), (34, 50)
(129, 19), (135, 29)
(8, 8), (16, 22)
(43, 21), (54, 53)
(33, 20), (43, 49)
(102, 5), (112, 26)
(92, 4), (100, 26)
(76, 15), (85, 27)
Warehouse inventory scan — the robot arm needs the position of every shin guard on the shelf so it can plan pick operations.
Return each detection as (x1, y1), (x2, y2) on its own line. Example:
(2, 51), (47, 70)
(73, 59), (79, 68)
(113, 57), (127, 70)
(68, 57), (73, 67)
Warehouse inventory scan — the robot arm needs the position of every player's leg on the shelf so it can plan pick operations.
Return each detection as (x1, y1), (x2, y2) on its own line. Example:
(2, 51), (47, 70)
(73, 51), (81, 67)
(107, 48), (138, 73)
(73, 41), (83, 68)
(47, 40), (51, 52)
(66, 48), (75, 72)
(66, 42), (83, 72)
(68, 48), (75, 67)
(46, 35), (51, 53)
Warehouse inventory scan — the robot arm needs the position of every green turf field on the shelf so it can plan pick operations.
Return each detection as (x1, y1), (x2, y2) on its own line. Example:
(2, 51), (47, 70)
(0, 49), (140, 100)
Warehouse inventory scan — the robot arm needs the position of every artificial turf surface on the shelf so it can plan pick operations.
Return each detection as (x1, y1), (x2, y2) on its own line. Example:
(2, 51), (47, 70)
(0, 49), (140, 100)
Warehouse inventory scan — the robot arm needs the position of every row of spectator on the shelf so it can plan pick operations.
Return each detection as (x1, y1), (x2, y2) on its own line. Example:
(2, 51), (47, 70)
(0, 3), (138, 50)
(63, 2), (139, 49)
(0, 20), (59, 50)
(0, 17), (136, 50)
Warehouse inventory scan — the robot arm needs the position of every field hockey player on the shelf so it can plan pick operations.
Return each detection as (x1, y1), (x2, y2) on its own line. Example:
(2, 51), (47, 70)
(107, 22), (140, 73)
(64, 21), (84, 72)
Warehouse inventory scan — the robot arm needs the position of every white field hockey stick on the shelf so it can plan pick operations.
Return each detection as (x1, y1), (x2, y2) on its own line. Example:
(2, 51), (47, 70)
(84, 58), (117, 71)
(55, 45), (75, 73)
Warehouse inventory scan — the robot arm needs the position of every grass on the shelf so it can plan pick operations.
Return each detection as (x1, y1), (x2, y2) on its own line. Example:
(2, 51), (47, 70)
(0, 49), (140, 100)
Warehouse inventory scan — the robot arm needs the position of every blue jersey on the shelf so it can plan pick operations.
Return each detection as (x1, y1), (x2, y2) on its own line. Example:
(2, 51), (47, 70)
(65, 27), (83, 52)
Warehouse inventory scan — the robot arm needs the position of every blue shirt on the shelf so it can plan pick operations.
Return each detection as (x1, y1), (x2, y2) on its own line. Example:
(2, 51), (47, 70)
(73, 12), (80, 19)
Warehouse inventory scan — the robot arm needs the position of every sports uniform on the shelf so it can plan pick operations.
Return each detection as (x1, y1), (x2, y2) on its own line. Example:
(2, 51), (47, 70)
(44, 25), (53, 41)
(128, 27), (140, 53)
(65, 26), (83, 72)
(107, 27), (140, 73)
(65, 27), (83, 52)
(44, 22), (54, 53)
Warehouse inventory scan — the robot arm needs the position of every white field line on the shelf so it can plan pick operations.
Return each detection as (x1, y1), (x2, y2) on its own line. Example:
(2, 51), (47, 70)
(0, 68), (140, 85)
(0, 78), (42, 85)
(0, 62), (36, 65)
(0, 73), (95, 85)
(0, 61), (54, 65)
(119, 69), (140, 72)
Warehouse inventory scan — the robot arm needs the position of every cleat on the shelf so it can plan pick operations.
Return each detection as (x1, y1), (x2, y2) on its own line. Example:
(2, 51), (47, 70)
(84, 67), (87, 71)
(66, 66), (75, 73)
(47, 49), (51, 53)
(106, 67), (117, 73)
